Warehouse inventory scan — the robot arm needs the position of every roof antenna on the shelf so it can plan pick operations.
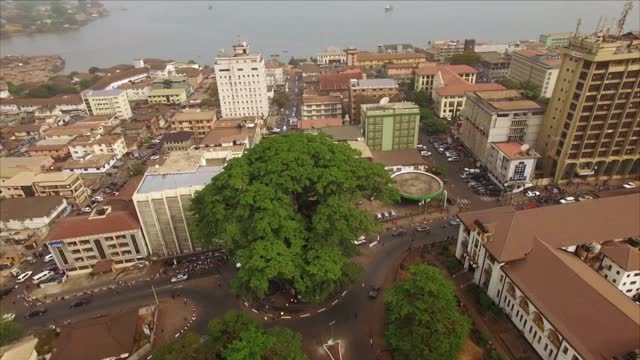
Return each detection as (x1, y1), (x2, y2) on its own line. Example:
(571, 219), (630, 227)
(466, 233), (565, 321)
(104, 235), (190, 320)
(616, 0), (634, 37)
(573, 18), (582, 38)
(595, 16), (603, 33)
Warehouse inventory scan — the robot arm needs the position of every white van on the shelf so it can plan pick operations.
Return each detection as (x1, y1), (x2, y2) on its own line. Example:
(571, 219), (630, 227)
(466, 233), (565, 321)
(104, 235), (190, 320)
(32, 271), (54, 285)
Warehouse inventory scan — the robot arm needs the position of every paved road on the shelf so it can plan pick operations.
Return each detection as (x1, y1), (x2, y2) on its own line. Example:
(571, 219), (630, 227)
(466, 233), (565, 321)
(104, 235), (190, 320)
(10, 221), (459, 358)
(276, 73), (302, 131)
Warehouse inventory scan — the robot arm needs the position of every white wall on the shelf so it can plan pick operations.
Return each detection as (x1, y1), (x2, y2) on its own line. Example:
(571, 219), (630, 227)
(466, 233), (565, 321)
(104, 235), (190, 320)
(215, 53), (269, 119)
(0, 199), (67, 231)
(598, 257), (640, 299)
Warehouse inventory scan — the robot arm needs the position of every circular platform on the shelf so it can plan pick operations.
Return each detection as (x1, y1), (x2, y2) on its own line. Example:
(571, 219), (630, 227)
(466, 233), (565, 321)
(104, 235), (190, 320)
(391, 170), (444, 201)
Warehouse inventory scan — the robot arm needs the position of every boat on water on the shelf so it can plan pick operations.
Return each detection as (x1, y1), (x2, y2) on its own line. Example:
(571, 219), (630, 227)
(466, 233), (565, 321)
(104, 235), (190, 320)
(384, 4), (393, 12)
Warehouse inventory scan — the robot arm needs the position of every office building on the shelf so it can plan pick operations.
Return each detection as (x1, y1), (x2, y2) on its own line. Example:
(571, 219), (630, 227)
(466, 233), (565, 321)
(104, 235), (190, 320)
(0, 171), (89, 206)
(46, 208), (147, 273)
(348, 79), (399, 125)
(170, 110), (217, 141)
(301, 95), (343, 120)
(536, 33), (640, 183)
(425, 40), (465, 61)
(317, 47), (347, 65)
(539, 32), (574, 49)
(147, 76), (192, 105)
(215, 41), (269, 118)
(508, 49), (561, 98)
(377, 43), (415, 54)
(81, 89), (132, 120)
(68, 135), (127, 160)
(133, 150), (235, 257)
(460, 89), (545, 162)
(454, 194), (640, 360)
(361, 102), (420, 151)
(348, 52), (427, 69)
(477, 52), (512, 82)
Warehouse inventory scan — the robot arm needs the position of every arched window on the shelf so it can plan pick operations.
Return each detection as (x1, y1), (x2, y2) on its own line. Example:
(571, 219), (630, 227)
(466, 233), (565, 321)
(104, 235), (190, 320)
(547, 329), (561, 349)
(506, 282), (516, 299)
(518, 297), (530, 315)
(532, 311), (544, 332)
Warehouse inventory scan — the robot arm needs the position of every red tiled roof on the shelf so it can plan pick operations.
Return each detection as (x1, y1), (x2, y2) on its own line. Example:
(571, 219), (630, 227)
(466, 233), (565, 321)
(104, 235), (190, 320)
(319, 70), (364, 91)
(46, 211), (141, 241)
(445, 64), (478, 75)
(298, 118), (343, 129)
(416, 66), (439, 76)
(435, 81), (504, 97)
(357, 52), (426, 62)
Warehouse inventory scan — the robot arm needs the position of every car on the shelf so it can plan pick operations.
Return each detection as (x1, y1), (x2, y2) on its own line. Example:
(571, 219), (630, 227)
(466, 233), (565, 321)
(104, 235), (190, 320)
(352, 236), (366, 245)
(171, 273), (188, 283)
(464, 168), (481, 174)
(44, 264), (58, 272)
(622, 182), (636, 189)
(81, 207), (92, 213)
(9, 268), (21, 277)
(375, 213), (383, 221)
(391, 228), (407, 237)
(149, 154), (160, 160)
(271, 128), (281, 133)
(559, 197), (576, 204)
(1, 313), (15, 322)
(92, 196), (104, 202)
(70, 298), (91, 308)
(44, 254), (54, 263)
(415, 224), (431, 233)
(24, 308), (47, 319)
(16, 271), (33, 283)
(23, 256), (37, 264)
(420, 151), (432, 157)
(448, 218), (461, 226)
(416, 145), (427, 150)
(525, 190), (541, 197)
(368, 286), (381, 299)
(447, 157), (460, 162)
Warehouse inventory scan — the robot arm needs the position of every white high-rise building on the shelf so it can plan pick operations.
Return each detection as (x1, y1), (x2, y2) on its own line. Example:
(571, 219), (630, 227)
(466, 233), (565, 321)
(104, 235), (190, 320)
(215, 41), (269, 118)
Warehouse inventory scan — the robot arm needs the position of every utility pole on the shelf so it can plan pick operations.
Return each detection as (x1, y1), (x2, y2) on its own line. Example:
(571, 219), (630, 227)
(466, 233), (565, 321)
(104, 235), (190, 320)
(328, 320), (336, 344)
(151, 285), (159, 305)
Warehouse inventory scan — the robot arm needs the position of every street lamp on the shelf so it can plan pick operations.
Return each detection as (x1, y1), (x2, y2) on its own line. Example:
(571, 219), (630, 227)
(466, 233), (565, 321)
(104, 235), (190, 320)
(328, 320), (336, 344)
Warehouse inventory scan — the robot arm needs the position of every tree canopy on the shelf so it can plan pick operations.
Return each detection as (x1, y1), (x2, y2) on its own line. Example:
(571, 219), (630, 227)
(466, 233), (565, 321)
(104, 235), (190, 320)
(497, 79), (541, 99)
(271, 91), (289, 109)
(152, 310), (306, 360)
(0, 321), (23, 347)
(191, 133), (398, 302)
(385, 264), (470, 360)
(447, 52), (481, 67)
(420, 109), (448, 134)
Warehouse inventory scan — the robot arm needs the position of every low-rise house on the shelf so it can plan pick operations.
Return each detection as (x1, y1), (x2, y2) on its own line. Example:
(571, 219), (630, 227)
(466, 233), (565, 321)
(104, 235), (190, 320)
(318, 69), (364, 99)
(43, 123), (105, 139)
(317, 47), (347, 65)
(27, 137), (73, 160)
(455, 194), (640, 360)
(371, 149), (428, 173)
(171, 110), (217, 141)
(303, 74), (320, 94)
(91, 67), (149, 91)
(175, 67), (204, 89)
(486, 142), (540, 187)
(61, 154), (118, 174)
(46, 208), (147, 273)
(11, 124), (46, 140)
(0, 196), (67, 231)
(298, 118), (343, 129)
(160, 131), (194, 151)
(68, 135), (127, 160)
(598, 240), (640, 300)
(300, 62), (321, 76)
(265, 61), (286, 86)
(199, 117), (261, 148)
(0, 156), (54, 180)
(120, 78), (152, 101)
(0, 95), (85, 114)
(385, 63), (416, 80)
(319, 125), (363, 142)
(0, 171), (89, 206)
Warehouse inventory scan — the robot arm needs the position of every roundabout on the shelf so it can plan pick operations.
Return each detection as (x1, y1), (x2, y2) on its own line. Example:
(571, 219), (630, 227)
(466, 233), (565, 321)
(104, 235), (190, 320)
(391, 170), (444, 201)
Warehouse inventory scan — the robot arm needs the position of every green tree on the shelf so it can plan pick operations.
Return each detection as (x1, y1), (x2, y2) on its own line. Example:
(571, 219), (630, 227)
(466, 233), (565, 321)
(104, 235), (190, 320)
(288, 57), (299, 67)
(129, 162), (145, 176)
(191, 134), (399, 302)
(26, 85), (52, 98)
(188, 60), (197, 64)
(79, 76), (98, 90)
(151, 332), (207, 360)
(271, 91), (289, 109)
(50, 1), (67, 18)
(88, 66), (99, 74)
(413, 90), (433, 108)
(207, 310), (259, 355)
(385, 264), (470, 360)
(0, 321), (24, 347)
(7, 82), (25, 96)
(447, 52), (481, 67)
(431, 163), (447, 176)
(420, 109), (448, 134)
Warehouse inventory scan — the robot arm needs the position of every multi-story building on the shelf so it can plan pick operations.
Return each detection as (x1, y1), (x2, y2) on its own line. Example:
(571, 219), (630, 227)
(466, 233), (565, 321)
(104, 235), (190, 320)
(454, 194), (640, 360)
(0, 196), (67, 231)
(265, 62), (286, 86)
(45, 208), (147, 273)
(170, 110), (217, 141)
(536, 33), (640, 184)
(68, 135), (127, 160)
(175, 67), (204, 89)
(301, 95), (342, 120)
(377, 43), (415, 54)
(91, 67), (150, 91)
(348, 52), (427, 69)
(539, 32), (574, 49)
(425, 40), (465, 61)
(133, 150), (232, 257)
(0, 171), (89, 206)
(120, 79), (152, 101)
(27, 137), (73, 160)
(348, 79), (399, 125)
(477, 52), (512, 82)
(460, 89), (545, 162)
(147, 76), (192, 105)
(81, 89), (133, 120)
(198, 117), (262, 148)
(485, 142), (540, 187)
(215, 41), (269, 118)
(508, 49), (561, 98)
(160, 131), (194, 151)
(0, 156), (54, 180)
(361, 102), (420, 151)
(61, 154), (118, 174)
(317, 47), (347, 65)
(598, 240), (640, 300)
(0, 95), (85, 114)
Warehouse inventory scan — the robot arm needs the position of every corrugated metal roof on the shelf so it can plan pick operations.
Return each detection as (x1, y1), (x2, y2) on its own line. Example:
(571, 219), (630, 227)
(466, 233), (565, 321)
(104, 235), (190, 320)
(136, 166), (222, 194)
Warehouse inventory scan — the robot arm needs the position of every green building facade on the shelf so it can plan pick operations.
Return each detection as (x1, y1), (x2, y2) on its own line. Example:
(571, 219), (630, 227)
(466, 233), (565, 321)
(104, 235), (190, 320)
(538, 32), (572, 49)
(361, 102), (420, 151)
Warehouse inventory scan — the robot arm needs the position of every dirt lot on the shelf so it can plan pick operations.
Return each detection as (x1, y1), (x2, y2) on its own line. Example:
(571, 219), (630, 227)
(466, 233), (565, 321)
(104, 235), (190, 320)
(0, 55), (65, 85)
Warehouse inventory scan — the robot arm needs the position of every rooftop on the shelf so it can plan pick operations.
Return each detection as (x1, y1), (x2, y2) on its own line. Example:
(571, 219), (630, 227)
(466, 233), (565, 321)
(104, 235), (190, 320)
(137, 165), (222, 194)
(300, 62), (321, 74)
(46, 211), (140, 241)
(0, 95), (83, 107)
(435, 82), (505, 97)
(173, 111), (216, 122)
(319, 125), (363, 141)
(62, 154), (115, 169)
(513, 49), (562, 67)
(302, 95), (342, 105)
(319, 69), (364, 91)
(0, 196), (65, 221)
(91, 67), (149, 90)
(161, 131), (194, 143)
(391, 170), (444, 200)
(600, 241), (640, 272)
(371, 149), (427, 167)
(0, 156), (52, 173)
(471, 89), (542, 112)
(346, 140), (372, 159)
(200, 127), (250, 146)
(492, 142), (539, 159)
(357, 52), (426, 62)
(31, 137), (73, 148)
(457, 194), (640, 263)
(86, 89), (125, 97)
(298, 118), (343, 129)
(353, 78), (398, 89)
(361, 101), (419, 113)
(478, 51), (512, 64)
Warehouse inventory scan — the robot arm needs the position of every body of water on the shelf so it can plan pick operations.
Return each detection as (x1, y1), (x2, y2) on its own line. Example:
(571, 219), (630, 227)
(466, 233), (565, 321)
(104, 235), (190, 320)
(0, 1), (637, 72)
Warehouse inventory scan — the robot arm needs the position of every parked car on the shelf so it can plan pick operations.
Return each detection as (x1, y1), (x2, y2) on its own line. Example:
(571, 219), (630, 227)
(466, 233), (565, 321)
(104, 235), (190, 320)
(525, 190), (541, 197)
(9, 268), (21, 277)
(92, 196), (104, 202)
(1, 313), (15, 322)
(44, 254), (54, 263)
(559, 197), (576, 204)
(70, 298), (91, 308)
(420, 151), (432, 157)
(415, 224), (431, 233)
(24, 308), (47, 319)
(149, 154), (160, 160)
(32, 270), (54, 284)
(368, 286), (381, 299)
(447, 157), (460, 162)
(391, 228), (407, 237)
(23, 256), (37, 265)
(622, 182), (636, 189)
(388, 210), (397, 218)
(352, 235), (367, 245)
(448, 218), (461, 226)
(81, 207), (92, 213)
(16, 271), (32, 283)
(171, 273), (188, 283)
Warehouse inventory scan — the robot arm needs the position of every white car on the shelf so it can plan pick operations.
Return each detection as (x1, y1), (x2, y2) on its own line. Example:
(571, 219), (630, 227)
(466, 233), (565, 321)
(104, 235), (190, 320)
(559, 197), (576, 204)
(525, 190), (540, 197)
(16, 271), (32, 283)
(149, 155), (160, 160)
(352, 236), (366, 245)
(44, 254), (54, 263)
(447, 157), (460, 162)
(622, 182), (636, 189)
(271, 128), (281, 133)
(1, 313), (15, 322)
(92, 196), (104, 202)
(420, 151), (432, 157)
(81, 207), (92, 213)
(170, 273), (188, 283)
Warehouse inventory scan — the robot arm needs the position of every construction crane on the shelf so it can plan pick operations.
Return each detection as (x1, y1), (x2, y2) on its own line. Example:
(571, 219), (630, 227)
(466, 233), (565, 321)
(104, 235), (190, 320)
(616, 0), (634, 36)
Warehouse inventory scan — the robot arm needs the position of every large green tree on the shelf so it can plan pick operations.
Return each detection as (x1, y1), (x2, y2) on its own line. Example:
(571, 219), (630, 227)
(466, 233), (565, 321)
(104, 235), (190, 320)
(191, 133), (398, 302)
(385, 264), (470, 360)
(271, 91), (289, 109)
(0, 321), (23, 347)
(447, 52), (481, 66)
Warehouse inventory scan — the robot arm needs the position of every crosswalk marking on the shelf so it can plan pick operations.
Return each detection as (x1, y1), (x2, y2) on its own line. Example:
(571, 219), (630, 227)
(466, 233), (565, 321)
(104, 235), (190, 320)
(480, 196), (498, 201)
(458, 198), (471, 205)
